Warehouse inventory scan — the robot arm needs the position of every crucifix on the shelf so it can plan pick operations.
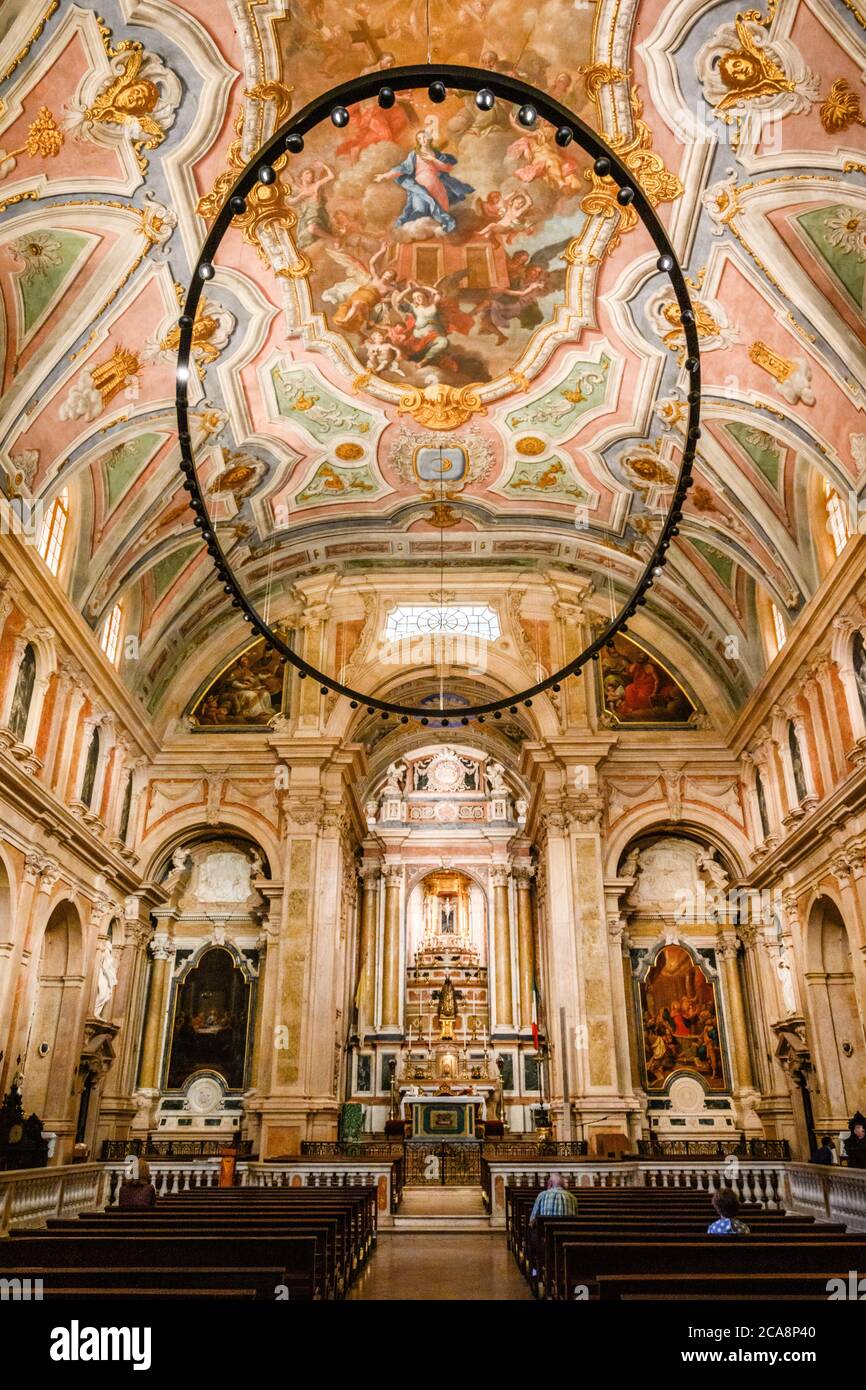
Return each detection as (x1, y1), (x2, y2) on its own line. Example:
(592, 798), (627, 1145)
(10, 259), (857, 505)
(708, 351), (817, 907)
(350, 16), (388, 62)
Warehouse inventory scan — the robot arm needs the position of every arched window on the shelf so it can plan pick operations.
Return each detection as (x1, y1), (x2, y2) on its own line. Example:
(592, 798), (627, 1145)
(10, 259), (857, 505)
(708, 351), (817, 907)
(8, 643), (36, 742)
(37, 489), (68, 576)
(788, 721), (808, 804)
(100, 603), (123, 665)
(80, 726), (100, 808)
(755, 769), (770, 839)
(771, 603), (787, 657)
(823, 478), (849, 559)
(118, 770), (133, 843)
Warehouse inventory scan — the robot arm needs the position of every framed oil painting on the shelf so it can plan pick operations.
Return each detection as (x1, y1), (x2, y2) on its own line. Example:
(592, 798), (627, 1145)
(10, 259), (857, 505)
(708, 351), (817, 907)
(190, 638), (286, 728)
(597, 634), (695, 727)
(165, 946), (253, 1091)
(636, 942), (727, 1093)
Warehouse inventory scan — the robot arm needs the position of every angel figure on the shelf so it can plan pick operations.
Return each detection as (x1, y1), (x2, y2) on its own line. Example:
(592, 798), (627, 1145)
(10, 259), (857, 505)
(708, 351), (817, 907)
(507, 119), (581, 196)
(479, 190), (536, 243)
(476, 242), (567, 344)
(323, 243), (399, 331)
(286, 161), (335, 248)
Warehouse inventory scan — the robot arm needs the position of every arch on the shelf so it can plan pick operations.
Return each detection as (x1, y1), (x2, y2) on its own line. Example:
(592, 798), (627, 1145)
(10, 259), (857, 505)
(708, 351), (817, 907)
(0, 847), (13, 954)
(139, 819), (277, 887)
(603, 810), (751, 883)
(803, 895), (866, 1126)
(23, 898), (85, 1130)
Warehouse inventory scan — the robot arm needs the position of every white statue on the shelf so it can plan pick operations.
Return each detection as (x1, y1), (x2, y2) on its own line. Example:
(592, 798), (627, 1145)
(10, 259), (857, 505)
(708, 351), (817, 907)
(696, 847), (729, 893)
(365, 798), (378, 825)
(382, 760), (406, 797)
(621, 848), (641, 879)
(163, 847), (189, 892)
(486, 761), (509, 796)
(515, 798), (528, 823)
(248, 850), (264, 881)
(776, 940), (797, 1016)
(94, 936), (118, 1020)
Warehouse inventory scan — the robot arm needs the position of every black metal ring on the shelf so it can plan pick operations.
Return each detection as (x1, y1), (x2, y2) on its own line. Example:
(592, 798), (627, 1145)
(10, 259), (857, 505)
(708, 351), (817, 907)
(176, 64), (700, 721)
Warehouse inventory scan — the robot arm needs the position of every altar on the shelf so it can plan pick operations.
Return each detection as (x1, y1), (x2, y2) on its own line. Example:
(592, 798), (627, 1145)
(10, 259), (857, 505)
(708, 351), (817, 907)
(403, 1093), (486, 1140)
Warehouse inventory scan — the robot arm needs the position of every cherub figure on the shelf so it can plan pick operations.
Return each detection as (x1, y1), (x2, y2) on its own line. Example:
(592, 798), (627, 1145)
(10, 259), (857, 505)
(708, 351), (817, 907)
(714, 14), (796, 111)
(362, 327), (406, 377)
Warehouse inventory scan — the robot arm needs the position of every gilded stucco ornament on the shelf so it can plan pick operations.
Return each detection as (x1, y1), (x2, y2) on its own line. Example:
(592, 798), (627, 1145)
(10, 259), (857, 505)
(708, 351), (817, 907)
(64, 22), (182, 174)
(695, 10), (820, 121)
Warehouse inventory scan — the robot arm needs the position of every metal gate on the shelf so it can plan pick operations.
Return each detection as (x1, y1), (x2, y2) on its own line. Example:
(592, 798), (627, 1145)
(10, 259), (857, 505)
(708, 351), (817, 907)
(404, 1141), (482, 1186)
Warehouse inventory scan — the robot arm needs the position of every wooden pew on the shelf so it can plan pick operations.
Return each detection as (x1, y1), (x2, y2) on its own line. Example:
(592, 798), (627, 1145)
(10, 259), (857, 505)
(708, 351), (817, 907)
(556, 1237), (866, 1301)
(0, 1234), (320, 1300)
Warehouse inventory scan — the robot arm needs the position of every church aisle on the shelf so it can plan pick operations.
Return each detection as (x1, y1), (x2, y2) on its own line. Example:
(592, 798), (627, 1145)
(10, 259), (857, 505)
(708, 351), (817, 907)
(348, 1234), (534, 1300)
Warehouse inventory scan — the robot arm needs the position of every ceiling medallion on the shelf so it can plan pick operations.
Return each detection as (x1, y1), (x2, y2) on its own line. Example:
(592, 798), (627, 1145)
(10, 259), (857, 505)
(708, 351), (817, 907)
(515, 436), (546, 456)
(176, 64), (702, 721)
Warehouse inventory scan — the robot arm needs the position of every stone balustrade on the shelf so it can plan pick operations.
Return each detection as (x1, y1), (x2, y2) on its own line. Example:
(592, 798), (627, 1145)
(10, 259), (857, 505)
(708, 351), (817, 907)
(0, 1162), (108, 1233)
(786, 1162), (866, 1232)
(483, 1157), (789, 1226)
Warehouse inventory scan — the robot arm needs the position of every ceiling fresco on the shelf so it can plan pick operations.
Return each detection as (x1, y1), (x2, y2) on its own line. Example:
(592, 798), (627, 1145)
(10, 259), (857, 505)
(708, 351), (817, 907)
(0, 0), (863, 734)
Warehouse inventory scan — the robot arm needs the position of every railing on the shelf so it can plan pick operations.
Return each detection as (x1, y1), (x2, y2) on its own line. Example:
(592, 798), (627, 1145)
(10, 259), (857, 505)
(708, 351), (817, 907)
(102, 1159), (225, 1205)
(0, 1163), (109, 1234)
(636, 1138), (790, 1159)
(482, 1157), (789, 1226)
(101, 1138), (255, 1160)
(244, 1160), (398, 1221)
(786, 1162), (866, 1232)
(483, 1141), (588, 1160)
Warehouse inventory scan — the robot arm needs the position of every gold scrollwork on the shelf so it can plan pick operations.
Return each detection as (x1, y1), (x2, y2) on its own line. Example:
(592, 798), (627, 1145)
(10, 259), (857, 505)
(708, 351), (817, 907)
(398, 383), (486, 431)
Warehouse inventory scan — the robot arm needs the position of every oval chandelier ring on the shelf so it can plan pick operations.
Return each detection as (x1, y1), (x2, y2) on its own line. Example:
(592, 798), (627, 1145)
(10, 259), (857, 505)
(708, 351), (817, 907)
(176, 64), (701, 723)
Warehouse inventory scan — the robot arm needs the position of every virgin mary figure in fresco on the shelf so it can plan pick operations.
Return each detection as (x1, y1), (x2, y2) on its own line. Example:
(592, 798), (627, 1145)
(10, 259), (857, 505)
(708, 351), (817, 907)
(374, 129), (474, 234)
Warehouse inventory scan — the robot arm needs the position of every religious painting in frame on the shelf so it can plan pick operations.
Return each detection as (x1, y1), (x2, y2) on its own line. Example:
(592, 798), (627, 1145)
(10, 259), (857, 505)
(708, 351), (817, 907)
(189, 638), (287, 728)
(165, 945), (254, 1091)
(596, 634), (695, 727)
(634, 942), (728, 1093)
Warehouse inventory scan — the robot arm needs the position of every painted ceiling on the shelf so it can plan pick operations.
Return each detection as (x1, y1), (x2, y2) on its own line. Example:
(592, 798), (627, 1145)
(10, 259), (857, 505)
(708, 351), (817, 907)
(0, 0), (864, 731)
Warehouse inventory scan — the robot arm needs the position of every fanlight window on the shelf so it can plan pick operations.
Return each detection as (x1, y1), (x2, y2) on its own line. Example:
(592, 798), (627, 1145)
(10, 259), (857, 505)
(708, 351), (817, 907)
(770, 603), (787, 657)
(37, 489), (68, 576)
(100, 603), (123, 665)
(384, 605), (500, 643)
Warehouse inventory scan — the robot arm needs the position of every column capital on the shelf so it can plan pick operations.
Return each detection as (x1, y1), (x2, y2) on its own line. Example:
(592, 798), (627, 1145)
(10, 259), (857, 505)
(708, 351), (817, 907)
(150, 933), (173, 961)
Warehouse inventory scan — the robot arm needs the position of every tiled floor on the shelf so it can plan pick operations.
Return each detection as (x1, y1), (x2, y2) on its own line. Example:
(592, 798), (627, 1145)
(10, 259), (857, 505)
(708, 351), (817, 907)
(348, 1233), (534, 1300)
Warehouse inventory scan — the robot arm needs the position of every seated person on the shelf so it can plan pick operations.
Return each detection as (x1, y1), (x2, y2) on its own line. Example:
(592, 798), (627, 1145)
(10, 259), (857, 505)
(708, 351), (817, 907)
(707, 1186), (750, 1235)
(118, 1155), (157, 1209)
(812, 1134), (836, 1165)
(528, 1174), (579, 1277)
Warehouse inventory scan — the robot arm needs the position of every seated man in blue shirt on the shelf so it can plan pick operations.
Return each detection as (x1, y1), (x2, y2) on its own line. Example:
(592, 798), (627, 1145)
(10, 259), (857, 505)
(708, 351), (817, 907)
(528, 1174), (579, 1277)
(707, 1186), (750, 1235)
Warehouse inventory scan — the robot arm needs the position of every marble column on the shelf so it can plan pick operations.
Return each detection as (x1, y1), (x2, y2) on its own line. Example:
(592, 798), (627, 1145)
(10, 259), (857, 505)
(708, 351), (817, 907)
(380, 864), (402, 1031)
(717, 932), (754, 1090)
(514, 866), (534, 1031)
(490, 863), (514, 1029)
(357, 864), (380, 1030)
(137, 934), (173, 1091)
